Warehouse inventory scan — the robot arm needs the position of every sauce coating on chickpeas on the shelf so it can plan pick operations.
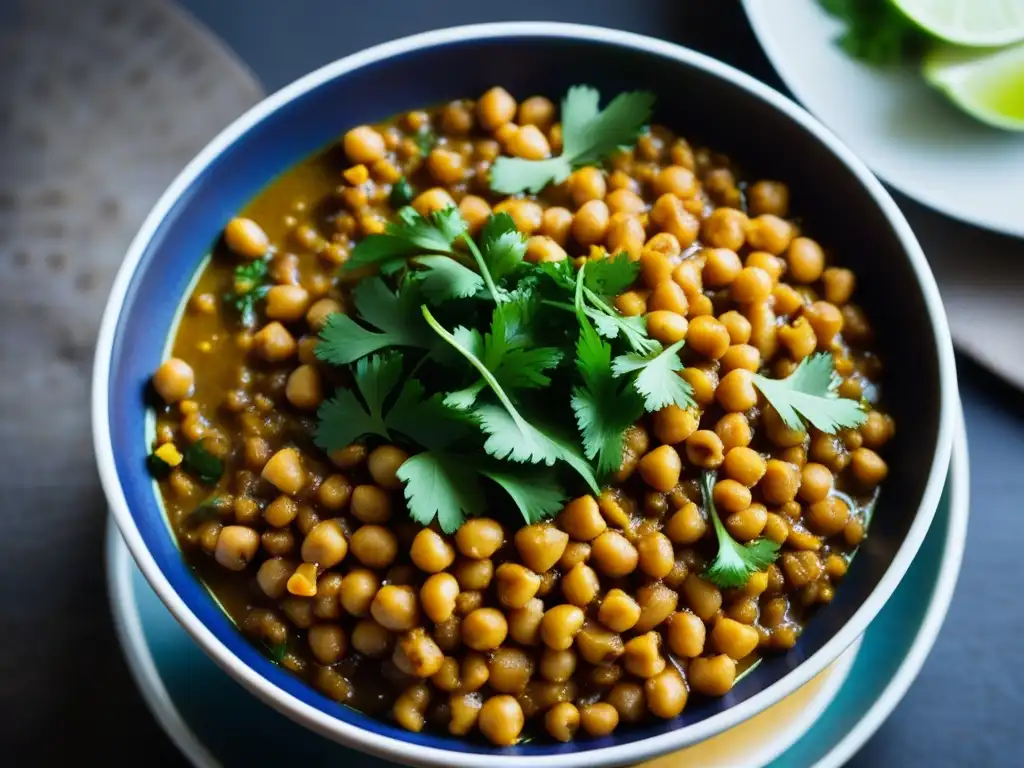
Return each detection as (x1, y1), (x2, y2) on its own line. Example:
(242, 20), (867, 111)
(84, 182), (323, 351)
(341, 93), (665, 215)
(151, 87), (893, 746)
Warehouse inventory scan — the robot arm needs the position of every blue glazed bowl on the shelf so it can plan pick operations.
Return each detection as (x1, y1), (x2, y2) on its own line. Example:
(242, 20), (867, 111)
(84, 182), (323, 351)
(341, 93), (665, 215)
(93, 22), (958, 768)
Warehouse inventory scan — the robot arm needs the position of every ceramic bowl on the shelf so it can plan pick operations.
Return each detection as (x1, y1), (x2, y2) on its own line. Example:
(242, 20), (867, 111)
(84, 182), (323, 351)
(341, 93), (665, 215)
(93, 21), (958, 768)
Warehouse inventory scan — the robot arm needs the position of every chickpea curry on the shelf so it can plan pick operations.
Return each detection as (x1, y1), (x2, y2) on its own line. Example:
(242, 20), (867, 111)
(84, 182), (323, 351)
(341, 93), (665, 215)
(148, 85), (894, 746)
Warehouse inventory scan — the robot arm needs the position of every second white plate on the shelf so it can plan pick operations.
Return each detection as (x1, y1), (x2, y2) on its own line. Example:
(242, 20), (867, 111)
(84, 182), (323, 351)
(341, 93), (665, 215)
(742, 0), (1024, 238)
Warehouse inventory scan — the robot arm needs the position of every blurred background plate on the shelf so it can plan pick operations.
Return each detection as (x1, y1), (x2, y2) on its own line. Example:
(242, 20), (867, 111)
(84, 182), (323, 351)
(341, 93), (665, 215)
(741, 0), (1024, 239)
(106, 408), (967, 768)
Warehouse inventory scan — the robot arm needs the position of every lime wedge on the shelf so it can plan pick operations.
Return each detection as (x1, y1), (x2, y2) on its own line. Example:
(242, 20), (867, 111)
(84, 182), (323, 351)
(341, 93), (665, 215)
(892, 0), (1024, 47)
(923, 42), (1024, 130)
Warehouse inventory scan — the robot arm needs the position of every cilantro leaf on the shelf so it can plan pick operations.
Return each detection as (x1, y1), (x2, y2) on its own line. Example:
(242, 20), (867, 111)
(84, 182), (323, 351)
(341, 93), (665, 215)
(182, 440), (225, 485)
(702, 471), (781, 589)
(479, 213), (527, 282)
(490, 86), (655, 195)
(612, 339), (695, 412)
(571, 308), (644, 474)
(583, 251), (640, 296)
(398, 451), (486, 533)
(314, 352), (403, 451)
(481, 467), (565, 525)
(387, 379), (472, 450)
(345, 206), (466, 271)
(414, 127), (436, 156)
(584, 287), (660, 355)
(315, 278), (434, 365)
(389, 176), (414, 208)
(410, 255), (484, 302)
(817, 0), (926, 66)
(422, 306), (598, 492)
(753, 352), (867, 434)
(226, 259), (271, 327)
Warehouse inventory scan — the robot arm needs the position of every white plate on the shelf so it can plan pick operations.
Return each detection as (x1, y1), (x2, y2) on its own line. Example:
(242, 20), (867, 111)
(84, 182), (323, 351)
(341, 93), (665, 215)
(742, 0), (1024, 238)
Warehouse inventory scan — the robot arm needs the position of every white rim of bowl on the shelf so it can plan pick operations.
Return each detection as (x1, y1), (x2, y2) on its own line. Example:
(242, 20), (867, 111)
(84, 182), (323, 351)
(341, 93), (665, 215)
(92, 21), (959, 768)
(740, 0), (1024, 239)
(813, 403), (969, 768)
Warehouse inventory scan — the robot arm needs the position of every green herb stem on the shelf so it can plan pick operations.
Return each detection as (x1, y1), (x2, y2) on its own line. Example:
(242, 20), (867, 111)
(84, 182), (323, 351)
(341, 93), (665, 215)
(459, 232), (503, 303)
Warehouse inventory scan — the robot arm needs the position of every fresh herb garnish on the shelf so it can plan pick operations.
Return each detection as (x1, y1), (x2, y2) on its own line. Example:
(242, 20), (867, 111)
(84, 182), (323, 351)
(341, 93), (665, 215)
(389, 176), (414, 208)
(753, 352), (867, 434)
(612, 339), (695, 413)
(226, 258), (271, 327)
(262, 640), (288, 664)
(702, 471), (781, 589)
(490, 86), (655, 195)
(182, 440), (224, 485)
(190, 495), (228, 521)
(817, 0), (927, 66)
(414, 127), (436, 156)
(146, 452), (173, 479)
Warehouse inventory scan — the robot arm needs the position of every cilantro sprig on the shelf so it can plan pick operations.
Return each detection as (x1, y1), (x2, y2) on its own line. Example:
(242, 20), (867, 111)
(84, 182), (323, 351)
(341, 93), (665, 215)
(226, 259), (271, 327)
(817, 0), (927, 66)
(702, 471), (781, 589)
(753, 353), (867, 433)
(490, 86), (655, 195)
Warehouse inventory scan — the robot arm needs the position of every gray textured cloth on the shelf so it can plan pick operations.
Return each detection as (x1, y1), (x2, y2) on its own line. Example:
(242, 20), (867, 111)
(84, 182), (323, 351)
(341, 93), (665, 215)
(0, 0), (260, 758)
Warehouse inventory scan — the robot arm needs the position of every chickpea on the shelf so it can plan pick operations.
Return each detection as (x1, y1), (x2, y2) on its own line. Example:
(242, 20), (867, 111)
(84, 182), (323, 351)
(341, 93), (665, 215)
(507, 124), (551, 160)
(283, 364), (322, 411)
(518, 95), (555, 129)
(262, 285), (309, 323)
(541, 206), (573, 246)
(580, 702), (620, 737)
(488, 647), (534, 694)
(447, 692), (483, 736)
(594, 590), (638, 634)
(647, 281), (688, 318)
(346, 485), (390, 525)
(682, 574), (722, 621)
(819, 268), (855, 307)
(524, 235), (568, 264)
(568, 167), (607, 206)
(458, 194), (492, 236)
(651, 193), (700, 246)
(478, 694), (523, 746)
(861, 411), (894, 449)
(722, 446), (767, 487)
(720, 343), (761, 374)
(212, 525), (260, 572)
(348, 524), (396, 569)
(645, 310), (689, 345)
(453, 557), (493, 591)
(672, 260), (702, 302)
(540, 647), (578, 683)
(712, 616), (760, 660)
(559, 541), (591, 570)
(760, 459), (802, 505)
(412, 187), (456, 217)
(636, 444), (681, 493)
(152, 358), (194, 403)
(256, 558), (293, 599)
(712, 478), (752, 514)
(688, 655), (736, 698)
(454, 518), (503, 559)
(634, 582), (679, 633)
(316, 474), (351, 512)
(746, 180), (789, 217)
(393, 628), (444, 678)
(539, 701), (580, 743)
(703, 248), (743, 288)
(494, 198), (543, 235)
(435, 614), (463, 651)
(851, 448), (889, 487)
(300, 519), (348, 568)
(606, 214), (646, 258)
(361, 445), (407, 492)
(639, 247), (674, 289)
(351, 618), (392, 658)
(663, 503), (705, 547)
(687, 315), (731, 360)
(615, 290), (647, 316)
(716, 413), (753, 451)
(591, 531), (639, 578)
(492, 563), (538, 610)
(303, 624), (346, 666)
(305, 297), (341, 332)
(558, 495), (607, 542)
(796, 462), (832, 503)
(606, 681), (646, 723)
(431, 656), (461, 692)
(261, 447), (304, 495)
(507, 597), (544, 646)
(621, 632), (665, 679)
(637, 532), (675, 580)
(223, 217), (269, 259)
(764, 512), (791, 544)
(335, 569), (376, 617)
(477, 87), (517, 131)
(607, 188), (646, 216)
(515, 524), (569, 573)
(392, 682), (430, 733)
(726, 503), (769, 541)
(418, 573), (459, 624)
(686, 430), (726, 470)
(746, 214), (794, 255)
(462, 608), (508, 651)
(561, 563), (600, 606)
(437, 100), (473, 135)
(254, 321), (296, 362)
(650, 405), (697, 446)
(701, 207), (748, 251)
(343, 126), (386, 164)
(807, 495), (850, 537)
(540, 604), (586, 651)
(571, 199), (611, 246)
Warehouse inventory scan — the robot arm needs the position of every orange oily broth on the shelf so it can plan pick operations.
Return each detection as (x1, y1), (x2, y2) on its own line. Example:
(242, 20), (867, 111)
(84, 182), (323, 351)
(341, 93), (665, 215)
(152, 92), (892, 744)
